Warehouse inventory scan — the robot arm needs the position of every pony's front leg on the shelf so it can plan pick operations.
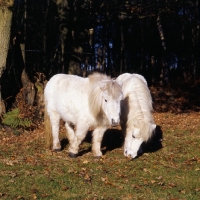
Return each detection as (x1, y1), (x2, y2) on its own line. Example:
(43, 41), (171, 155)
(50, 112), (61, 151)
(68, 124), (89, 158)
(92, 126), (107, 157)
(65, 122), (75, 145)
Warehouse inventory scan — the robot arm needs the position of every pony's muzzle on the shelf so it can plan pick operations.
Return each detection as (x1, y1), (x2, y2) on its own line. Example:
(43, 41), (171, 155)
(111, 118), (120, 126)
(124, 150), (137, 159)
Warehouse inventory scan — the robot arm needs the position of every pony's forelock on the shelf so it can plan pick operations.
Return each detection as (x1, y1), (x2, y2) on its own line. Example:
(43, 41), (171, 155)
(105, 80), (123, 100)
(88, 73), (122, 124)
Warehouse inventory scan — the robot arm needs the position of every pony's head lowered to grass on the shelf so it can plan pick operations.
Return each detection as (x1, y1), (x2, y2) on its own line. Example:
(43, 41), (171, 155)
(117, 73), (156, 159)
(124, 120), (156, 158)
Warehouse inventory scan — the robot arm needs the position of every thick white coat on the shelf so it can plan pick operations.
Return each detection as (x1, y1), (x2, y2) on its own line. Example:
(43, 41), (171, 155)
(44, 73), (123, 157)
(116, 73), (156, 158)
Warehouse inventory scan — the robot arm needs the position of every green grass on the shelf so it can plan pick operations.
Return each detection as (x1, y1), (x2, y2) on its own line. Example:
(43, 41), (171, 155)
(0, 114), (200, 200)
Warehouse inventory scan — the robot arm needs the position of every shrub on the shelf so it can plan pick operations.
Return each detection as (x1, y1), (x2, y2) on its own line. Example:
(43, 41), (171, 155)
(2, 108), (32, 128)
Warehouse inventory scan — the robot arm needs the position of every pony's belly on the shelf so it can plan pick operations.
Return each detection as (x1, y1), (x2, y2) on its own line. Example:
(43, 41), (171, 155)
(60, 112), (76, 124)
(58, 106), (96, 127)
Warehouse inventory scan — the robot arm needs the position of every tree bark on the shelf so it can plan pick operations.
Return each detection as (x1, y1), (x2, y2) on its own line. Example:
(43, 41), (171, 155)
(120, 24), (124, 74)
(19, 0), (35, 106)
(157, 9), (168, 86)
(21, 69), (35, 106)
(68, 46), (83, 76)
(68, 0), (83, 76)
(54, 0), (68, 73)
(0, 0), (14, 115)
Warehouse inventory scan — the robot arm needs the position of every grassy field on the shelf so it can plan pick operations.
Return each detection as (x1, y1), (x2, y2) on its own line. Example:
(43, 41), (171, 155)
(0, 112), (200, 200)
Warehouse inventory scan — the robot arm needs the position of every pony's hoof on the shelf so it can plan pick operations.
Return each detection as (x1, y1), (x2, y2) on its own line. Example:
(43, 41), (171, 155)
(94, 156), (101, 160)
(52, 148), (61, 152)
(68, 152), (77, 158)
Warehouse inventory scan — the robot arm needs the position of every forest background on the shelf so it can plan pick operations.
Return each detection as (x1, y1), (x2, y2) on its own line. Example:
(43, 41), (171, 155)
(0, 0), (200, 126)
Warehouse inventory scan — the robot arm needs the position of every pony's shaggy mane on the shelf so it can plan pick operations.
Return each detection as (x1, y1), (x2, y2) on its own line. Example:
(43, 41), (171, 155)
(88, 72), (122, 124)
(122, 77), (154, 141)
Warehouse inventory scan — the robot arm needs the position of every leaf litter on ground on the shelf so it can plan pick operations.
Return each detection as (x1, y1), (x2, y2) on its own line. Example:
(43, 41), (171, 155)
(0, 112), (200, 199)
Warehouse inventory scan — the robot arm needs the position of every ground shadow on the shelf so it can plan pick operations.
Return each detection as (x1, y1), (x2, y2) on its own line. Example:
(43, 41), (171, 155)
(80, 129), (124, 156)
(60, 125), (163, 157)
(60, 138), (69, 150)
(141, 125), (163, 154)
(101, 129), (124, 155)
(60, 132), (93, 156)
(60, 129), (124, 157)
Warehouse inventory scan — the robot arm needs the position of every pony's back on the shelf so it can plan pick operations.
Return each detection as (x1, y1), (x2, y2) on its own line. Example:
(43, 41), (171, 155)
(117, 73), (153, 113)
(44, 74), (90, 149)
(117, 73), (155, 141)
(116, 73), (147, 86)
(44, 74), (87, 104)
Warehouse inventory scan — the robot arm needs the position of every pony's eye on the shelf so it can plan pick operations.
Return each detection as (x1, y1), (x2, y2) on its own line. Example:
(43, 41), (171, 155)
(132, 135), (135, 138)
(105, 99), (107, 102)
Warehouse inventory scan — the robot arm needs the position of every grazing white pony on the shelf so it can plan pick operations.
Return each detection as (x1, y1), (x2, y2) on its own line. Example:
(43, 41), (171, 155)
(44, 73), (123, 158)
(116, 73), (156, 158)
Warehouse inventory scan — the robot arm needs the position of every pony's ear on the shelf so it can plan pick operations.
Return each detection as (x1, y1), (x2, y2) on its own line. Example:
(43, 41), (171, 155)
(99, 82), (107, 91)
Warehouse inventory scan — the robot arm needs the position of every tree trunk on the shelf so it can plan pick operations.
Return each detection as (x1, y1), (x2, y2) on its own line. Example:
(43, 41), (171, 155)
(88, 28), (95, 72)
(19, 0), (35, 106)
(0, 0), (14, 115)
(120, 24), (124, 74)
(68, 46), (83, 76)
(21, 68), (35, 106)
(192, 0), (199, 81)
(68, 0), (83, 76)
(157, 9), (168, 86)
(54, 0), (68, 73)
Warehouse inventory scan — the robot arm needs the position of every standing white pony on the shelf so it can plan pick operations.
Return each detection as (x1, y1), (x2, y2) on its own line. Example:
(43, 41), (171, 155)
(44, 73), (123, 158)
(116, 73), (156, 159)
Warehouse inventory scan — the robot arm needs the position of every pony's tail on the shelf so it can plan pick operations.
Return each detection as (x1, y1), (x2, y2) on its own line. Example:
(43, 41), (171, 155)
(44, 102), (52, 149)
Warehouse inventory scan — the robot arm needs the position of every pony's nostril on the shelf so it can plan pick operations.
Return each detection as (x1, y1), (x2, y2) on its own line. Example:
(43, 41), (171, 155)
(111, 119), (119, 126)
(112, 119), (116, 125)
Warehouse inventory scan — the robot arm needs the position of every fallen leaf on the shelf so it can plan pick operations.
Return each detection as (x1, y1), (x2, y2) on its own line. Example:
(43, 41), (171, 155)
(156, 176), (163, 180)
(83, 160), (89, 164)
(62, 186), (69, 191)
(143, 168), (152, 173)
(101, 177), (107, 182)
(150, 180), (156, 184)
(6, 161), (14, 166)
(158, 182), (165, 186)
(179, 189), (186, 194)
(168, 182), (176, 187)
(32, 194), (37, 199)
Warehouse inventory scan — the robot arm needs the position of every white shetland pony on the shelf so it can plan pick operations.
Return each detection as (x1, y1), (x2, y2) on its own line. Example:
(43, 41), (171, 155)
(44, 73), (123, 158)
(116, 73), (156, 158)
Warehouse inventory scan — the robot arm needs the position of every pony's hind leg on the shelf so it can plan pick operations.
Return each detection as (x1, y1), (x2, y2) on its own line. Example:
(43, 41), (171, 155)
(65, 122), (75, 145)
(92, 126), (107, 158)
(68, 124), (89, 158)
(50, 111), (61, 151)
